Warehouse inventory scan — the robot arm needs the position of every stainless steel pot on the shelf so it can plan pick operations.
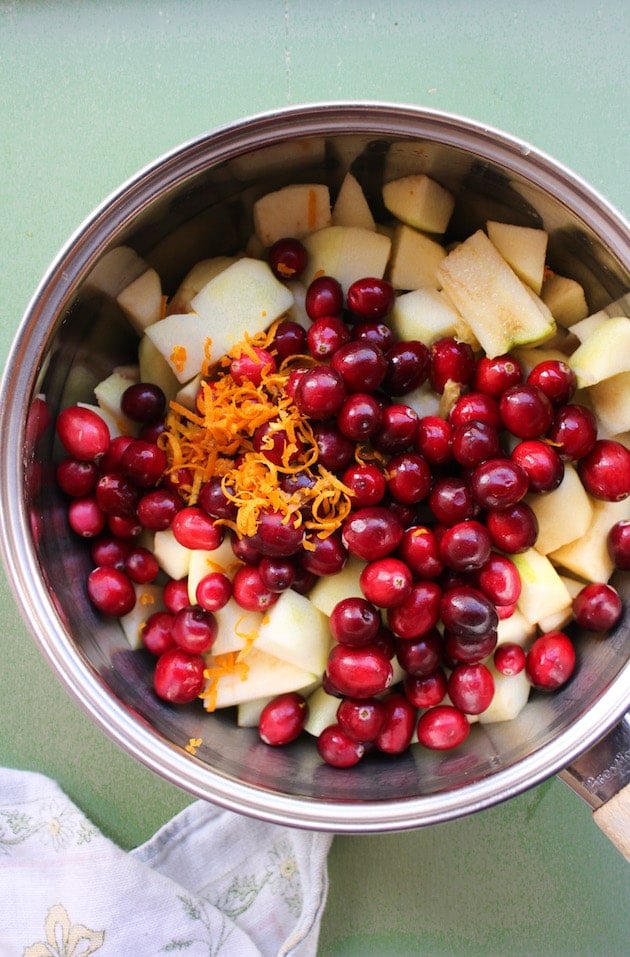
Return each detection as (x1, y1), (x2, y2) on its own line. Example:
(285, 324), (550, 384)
(0, 103), (628, 849)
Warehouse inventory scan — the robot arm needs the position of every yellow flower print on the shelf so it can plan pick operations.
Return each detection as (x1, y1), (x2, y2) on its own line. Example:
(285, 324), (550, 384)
(23, 903), (105, 957)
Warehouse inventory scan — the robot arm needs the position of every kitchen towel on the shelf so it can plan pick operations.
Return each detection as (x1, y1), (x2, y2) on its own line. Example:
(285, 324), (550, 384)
(0, 768), (332, 956)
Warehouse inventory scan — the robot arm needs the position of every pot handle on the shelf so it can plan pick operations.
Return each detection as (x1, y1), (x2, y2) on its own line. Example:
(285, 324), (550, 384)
(559, 712), (630, 862)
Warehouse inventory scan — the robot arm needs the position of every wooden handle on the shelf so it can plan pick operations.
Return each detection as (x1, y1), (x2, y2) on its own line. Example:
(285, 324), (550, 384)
(592, 783), (630, 862)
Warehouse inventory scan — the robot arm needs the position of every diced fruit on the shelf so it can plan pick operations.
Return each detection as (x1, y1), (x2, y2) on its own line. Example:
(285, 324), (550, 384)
(152, 528), (191, 580)
(253, 183), (331, 246)
(167, 256), (238, 315)
(210, 599), (262, 656)
(550, 496), (630, 583)
(511, 549), (573, 625)
(84, 245), (149, 298)
(332, 172), (375, 230)
(437, 230), (556, 357)
(382, 174), (455, 234)
(568, 316), (630, 387)
(478, 660), (531, 724)
(569, 310), (609, 343)
(187, 543), (243, 603)
(308, 556), (366, 616)
(120, 582), (165, 649)
(587, 372), (630, 436)
(137, 335), (181, 404)
(237, 695), (274, 728)
(540, 272), (588, 327)
(254, 589), (332, 675)
(94, 370), (141, 437)
(526, 464), (593, 555)
(203, 647), (317, 709)
(486, 221), (548, 295)
(387, 224), (447, 290)
(495, 608), (536, 647)
(304, 685), (342, 737)
(116, 268), (163, 334)
(390, 287), (461, 345)
(302, 226), (392, 294)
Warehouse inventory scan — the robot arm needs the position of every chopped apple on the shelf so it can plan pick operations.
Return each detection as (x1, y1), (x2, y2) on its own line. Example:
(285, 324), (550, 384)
(382, 174), (455, 234)
(437, 230), (556, 357)
(212, 600), (263, 656)
(512, 549), (573, 625)
(93, 369), (141, 437)
(167, 256), (237, 315)
(76, 402), (121, 438)
(137, 334), (182, 403)
(204, 647), (317, 710)
(187, 543), (243, 604)
(588, 372), (630, 436)
(144, 312), (210, 384)
(486, 221), (548, 295)
(254, 589), (331, 675)
(387, 224), (447, 290)
(550, 496), (630, 583)
(569, 310), (609, 343)
(174, 374), (202, 411)
(400, 383), (443, 419)
(308, 556), (366, 616)
(390, 286), (461, 345)
(478, 662), (531, 724)
(511, 344), (570, 376)
(568, 316), (630, 387)
(302, 226), (391, 295)
(540, 272), (589, 327)
(496, 609), (536, 647)
(152, 528), (191, 581)
(332, 172), (375, 230)
(526, 464), (593, 555)
(304, 685), (341, 737)
(83, 245), (148, 298)
(253, 183), (331, 247)
(228, 136), (326, 180)
(116, 267), (163, 334)
(237, 696), (274, 728)
(120, 583), (165, 650)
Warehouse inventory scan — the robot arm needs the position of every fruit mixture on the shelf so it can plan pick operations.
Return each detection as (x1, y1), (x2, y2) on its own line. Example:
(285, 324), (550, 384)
(51, 170), (630, 768)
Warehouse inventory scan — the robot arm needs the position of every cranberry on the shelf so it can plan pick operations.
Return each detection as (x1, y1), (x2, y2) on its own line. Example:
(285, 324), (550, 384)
(121, 381), (166, 423)
(231, 534), (263, 565)
(510, 440), (564, 493)
(342, 507), (404, 561)
(572, 583), (623, 632)
(195, 571), (233, 610)
(305, 275), (344, 320)
(56, 405), (110, 461)
(578, 440), (630, 501)
(527, 360), (576, 406)
(439, 521), (492, 572)
(120, 439), (167, 488)
(312, 422), (355, 471)
(249, 509), (303, 557)
(342, 463), (387, 508)
(473, 354), (523, 397)
(163, 578), (191, 614)
(429, 337), (475, 393)
(416, 705), (470, 750)
(547, 404), (597, 461)
(351, 320), (394, 353)
(486, 501), (538, 553)
(452, 419), (501, 467)
(444, 628), (498, 664)
(153, 648), (205, 704)
(360, 557), (413, 608)
(526, 631), (576, 690)
(337, 697), (386, 743)
(316, 724), (365, 767)
(428, 477), (475, 525)
(476, 553), (521, 607)
(142, 611), (176, 656)
(87, 566), (136, 617)
(300, 531), (348, 576)
(384, 340), (430, 395)
(471, 457), (529, 509)
(268, 237), (308, 280)
(416, 416), (453, 466)
(95, 472), (139, 517)
(374, 692), (416, 754)
(68, 497), (107, 538)
(232, 565), (279, 612)
(100, 435), (134, 472)
(387, 581), (442, 640)
(230, 346), (276, 386)
(449, 392), (501, 429)
(404, 668), (448, 708)
(337, 392), (382, 441)
(499, 384), (553, 439)
(326, 643), (393, 698)
(56, 458), (98, 497)
(90, 535), (130, 569)
(172, 606), (218, 654)
(494, 642), (527, 676)
(395, 627), (442, 676)
(329, 597), (381, 646)
(330, 341), (388, 393)
(440, 585), (498, 639)
(172, 507), (223, 550)
(137, 489), (184, 530)
(258, 557), (296, 593)
(140, 420), (167, 444)
(294, 365), (347, 419)
(124, 547), (160, 584)
(253, 422), (305, 468)
(398, 525), (444, 579)
(258, 692), (308, 745)
(272, 320), (307, 360)
(447, 662), (495, 714)
(108, 514), (142, 540)
(291, 564), (318, 595)
(386, 452), (432, 505)
(373, 404), (419, 454)
(307, 315), (351, 358)
(607, 520), (630, 570)
(346, 277), (395, 320)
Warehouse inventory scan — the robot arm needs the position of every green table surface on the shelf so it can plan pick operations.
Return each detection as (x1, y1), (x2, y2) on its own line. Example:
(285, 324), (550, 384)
(1, 2), (629, 954)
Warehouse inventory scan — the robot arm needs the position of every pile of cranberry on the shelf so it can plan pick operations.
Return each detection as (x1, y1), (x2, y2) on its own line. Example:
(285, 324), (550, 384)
(54, 235), (630, 768)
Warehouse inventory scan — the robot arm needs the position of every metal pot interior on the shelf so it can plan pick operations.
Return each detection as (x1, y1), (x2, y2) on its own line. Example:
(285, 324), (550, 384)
(2, 104), (629, 830)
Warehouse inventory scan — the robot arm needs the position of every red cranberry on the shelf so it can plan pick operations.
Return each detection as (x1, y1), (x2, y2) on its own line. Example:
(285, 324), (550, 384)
(527, 360), (576, 406)
(329, 597), (381, 646)
(572, 583), (623, 632)
(172, 507), (223, 550)
(342, 507), (404, 561)
(578, 440), (630, 501)
(120, 439), (167, 488)
(373, 403), (419, 454)
(258, 557), (296, 593)
(449, 392), (501, 428)
(305, 275), (344, 320)
(499, 384), (554, 439)
(268, 237), (308, 280)
(471, 457), (529, 509)
(352, 320), (394, 353)
(440, 585), (498, 639)
(137, 489), (184, 530)
(493, 642), (527, 676)
(444, 628), (498, 664)
(316, 724), (365, 767)
(447, 662), (495, 714)
(258, 692), (308, 745)
(486, 502), (538, 553)
(56, 405), (110, 461)
(429, 337), (475, 393)
(294, 365), (347, 419)
(307, 316), (351, 358)
(95, 472), (139, 517)
(383, 340), (430, 395)
(326, 643), (394, 698)
(547, 404), (597, 461)
(337, 392), (382, 441)
(439, 520), (492, 572)
(374, 692), (416, 754)
(387, 581), (442, 640)
(272, 320), (307, 360)
(330, 341), (388, 393)
(163, 578), (191, 614)
(124, 547), (160, 584)
(526, 631), (576, 690)
(403, 668), (448, 708)
(232, 565), (279, 612)
(312, 422), (355, 471)
(347, 277), (395, 320)
(100, 435), (134, 472)
(336, 697), (386, 742)
(607, 520), (630, 570)
(510, 440), (564, 493)
(473, 354), (523, 397)
(386, 452), (432, 505)
(253, 422), (305, 468)
(416, 705), (470, 750)
(68, 497), (107, 538)
(342, 463), (387, 508)
(90, 535), (130, 569)
(398, 526), (444, 579)
(56, 458), (98, 497)
(153, 648), (205, 704)
(250, 509), (303, 558)
(476, 553), (521, 607)
(428, 477), (475, 525)
(172, 606), (218, 654)
(360, 557), (413, 608)
(300, 531), (348, 576)
(107, 514), (142, 540)
(195, 571), (233, 610)
(87, 566), (136, 616)
(452, 419), (501, 467)
(394, 627), (442, 676)
(230, 346), (276, 386)
(121, 381), (166, 423)
(142, 611), (176, 656)
(231, 534), (263, 565)
(416, 416), (453, 466)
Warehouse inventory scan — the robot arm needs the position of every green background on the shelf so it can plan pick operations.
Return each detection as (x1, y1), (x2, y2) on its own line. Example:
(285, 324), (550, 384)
(1, 2), (629, 953)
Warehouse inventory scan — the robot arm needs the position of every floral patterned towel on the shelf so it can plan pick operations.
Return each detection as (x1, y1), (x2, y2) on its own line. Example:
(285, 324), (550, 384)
(0, 768), (333, 956)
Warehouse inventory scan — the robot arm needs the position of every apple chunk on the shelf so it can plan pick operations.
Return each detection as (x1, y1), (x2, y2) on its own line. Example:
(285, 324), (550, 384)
(540, 272), (588, 327)
(391, 287), (461, 345)
(116, 267), (163, 334)
(568, 316), (630, 387)
(382, 174), (455, 234)
(588, 372), (630, 436)
(302, 226), (391, 295)
(203, 647), (317, 710)
(332, 172), (375, 230)
(167, 256), (237, 315)
(387, 224), (447, 290)
(254, 589), (332, 676)
(486, 221), (548, 295)
(526, 464), (593, 555)
(512, 549), (572, 625)
(253, 183), (331, 246)
(550, 496), (630, 583)
(437, 229), (556, 357)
